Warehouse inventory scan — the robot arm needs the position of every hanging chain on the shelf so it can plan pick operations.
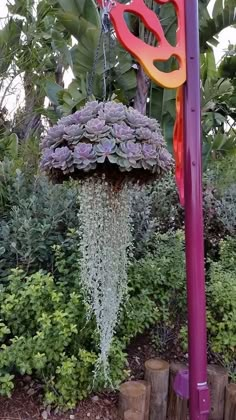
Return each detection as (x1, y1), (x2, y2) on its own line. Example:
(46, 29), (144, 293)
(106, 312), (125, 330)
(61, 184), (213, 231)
(87, 29), (104, 99)
(87, 0), (116, 101)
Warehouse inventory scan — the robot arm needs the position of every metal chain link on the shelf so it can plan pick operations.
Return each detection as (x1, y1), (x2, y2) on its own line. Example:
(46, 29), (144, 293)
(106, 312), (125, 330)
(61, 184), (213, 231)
(87, 1), (116, 101)
(87, 29), (104, 99)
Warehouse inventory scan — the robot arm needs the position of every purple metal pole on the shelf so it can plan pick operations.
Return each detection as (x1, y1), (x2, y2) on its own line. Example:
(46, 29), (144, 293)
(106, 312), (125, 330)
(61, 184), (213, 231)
(184, 0), (210, 419)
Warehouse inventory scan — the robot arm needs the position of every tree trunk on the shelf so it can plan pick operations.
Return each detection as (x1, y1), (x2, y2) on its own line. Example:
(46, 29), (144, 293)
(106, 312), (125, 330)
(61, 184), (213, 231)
(53, 61), (64, 114)
(207, 364), (228, 420)
(133, 65), (150, 115)
(20, 70), (44, 141)
(145, 358), (170, 420)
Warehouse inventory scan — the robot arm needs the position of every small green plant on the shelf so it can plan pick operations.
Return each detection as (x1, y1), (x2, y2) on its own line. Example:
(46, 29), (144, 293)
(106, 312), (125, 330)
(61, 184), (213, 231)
(0, 174), (79, 280)
(207, 237), (236, 376)
(128, 230), (186, 319)
(0, 267), (125, 409)
(127, 230), (186, 352)
(180, 237), (236, 377)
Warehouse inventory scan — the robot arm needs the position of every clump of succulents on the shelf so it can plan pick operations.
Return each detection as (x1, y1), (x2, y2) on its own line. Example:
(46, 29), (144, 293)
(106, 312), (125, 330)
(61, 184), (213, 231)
(40, 101), (172, 179)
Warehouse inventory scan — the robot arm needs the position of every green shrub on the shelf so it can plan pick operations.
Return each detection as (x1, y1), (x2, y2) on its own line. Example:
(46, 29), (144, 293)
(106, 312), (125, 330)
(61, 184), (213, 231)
(180, 237), (236, 377)
(125, 230), (186, 354)
(0, 175), (79, 280)
(128, 230), (186, 320)
(0, 232), (163, 408)
(0, 159), (18, 212)
(0, 266), (126, 409)
(204, 156), (236, 242)
(207, 237), (236, 376)
(215, 185), (236, 235)
(132, 173), (183, 257)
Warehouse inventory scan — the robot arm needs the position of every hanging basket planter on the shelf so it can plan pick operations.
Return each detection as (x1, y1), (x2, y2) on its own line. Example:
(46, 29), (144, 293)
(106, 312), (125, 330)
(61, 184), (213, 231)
(40, 100), (173, 185)
(40, 100), (173, 380)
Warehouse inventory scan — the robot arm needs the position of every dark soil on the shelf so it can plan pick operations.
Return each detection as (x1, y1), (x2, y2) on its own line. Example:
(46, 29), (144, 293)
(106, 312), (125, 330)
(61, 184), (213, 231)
(49, 162), (163, 187)
(0, 330), (185, 420)
(0, 385), (119, 420)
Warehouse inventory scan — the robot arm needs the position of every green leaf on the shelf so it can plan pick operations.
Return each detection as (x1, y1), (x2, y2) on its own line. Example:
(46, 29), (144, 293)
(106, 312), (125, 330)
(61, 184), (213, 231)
(57, 0), (100, 27)
(44, 81), (64, 105)
(200, 0), (236, 51)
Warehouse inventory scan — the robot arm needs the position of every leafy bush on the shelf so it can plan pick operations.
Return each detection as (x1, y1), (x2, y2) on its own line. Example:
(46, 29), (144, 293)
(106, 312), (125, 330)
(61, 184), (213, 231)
(124, 230), (186, 347)
(0, 231), (165, 408)
(132, 163), (236, 259)
(0, 160), (18, 212)
(215, 185), (236, 236)
(0, 264), (128, 408)
(132, 172), (183, 257)
(204, 155), (236, 241)
(207, 237), (236, 376)
(0, 268), (98, 408)
(180, 237), (236, 377)
(0, 137), (40, 212)
(0, 174), (79, 280)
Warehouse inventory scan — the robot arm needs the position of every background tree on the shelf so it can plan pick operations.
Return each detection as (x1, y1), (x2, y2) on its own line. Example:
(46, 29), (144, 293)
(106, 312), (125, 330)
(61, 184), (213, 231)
(0, 0), (235, 157)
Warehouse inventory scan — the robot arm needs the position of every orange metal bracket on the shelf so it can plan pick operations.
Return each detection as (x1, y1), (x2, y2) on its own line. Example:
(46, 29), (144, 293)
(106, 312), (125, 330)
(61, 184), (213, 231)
(97, 0), (186, 89)
(96, 0), (186, 203)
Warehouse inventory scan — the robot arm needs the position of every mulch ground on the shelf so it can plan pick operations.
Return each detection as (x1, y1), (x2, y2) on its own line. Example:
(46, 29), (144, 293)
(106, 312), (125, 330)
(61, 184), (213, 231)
(0, 330), (187, 420)
(0, 385), (119, 420)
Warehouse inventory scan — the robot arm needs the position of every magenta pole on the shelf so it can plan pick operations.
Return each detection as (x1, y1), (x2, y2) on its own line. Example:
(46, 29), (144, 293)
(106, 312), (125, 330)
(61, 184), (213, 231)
(184, 0), (210, 419)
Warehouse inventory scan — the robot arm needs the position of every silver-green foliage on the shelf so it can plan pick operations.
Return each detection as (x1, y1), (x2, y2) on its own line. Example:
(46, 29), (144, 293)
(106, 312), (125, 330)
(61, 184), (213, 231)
(0, 173), (79, 277)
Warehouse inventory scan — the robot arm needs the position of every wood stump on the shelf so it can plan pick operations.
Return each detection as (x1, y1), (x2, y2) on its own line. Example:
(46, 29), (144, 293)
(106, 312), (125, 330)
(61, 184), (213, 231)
(145, 358), (170, 420)
(224, 383), (236, 420)
(207, 364), (228, 420)
(137, 380), (151, 420)
(124, 410), (143, 420)
(167, 362), (188, 420)
(119, 381), (147, 420)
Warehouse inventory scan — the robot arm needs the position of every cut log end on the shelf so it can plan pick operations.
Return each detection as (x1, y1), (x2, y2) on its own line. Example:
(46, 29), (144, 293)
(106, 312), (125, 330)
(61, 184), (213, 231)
(145, 358), (170, 420)
(119, 381), (148, 420)
(120, 381), (146, 398)
(224, 383), (236, 420)
(145, 358), (169, 372)
(207, 364), (228, 420)
(167, 362), (188, 420)
(124, 410), (143, 420)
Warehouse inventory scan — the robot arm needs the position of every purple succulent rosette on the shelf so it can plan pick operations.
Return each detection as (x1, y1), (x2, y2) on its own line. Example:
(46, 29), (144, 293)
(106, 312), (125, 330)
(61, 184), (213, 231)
(96, 138), (117, 163)
(117, 141), (142, 170)
(74, 143), (97, 171)
(40, 100), (173, 180)
(51, 146), (74, 174)
(40, 148), (54, 171)
(112, 123), (135, 142)
(84, 118), (110, 141)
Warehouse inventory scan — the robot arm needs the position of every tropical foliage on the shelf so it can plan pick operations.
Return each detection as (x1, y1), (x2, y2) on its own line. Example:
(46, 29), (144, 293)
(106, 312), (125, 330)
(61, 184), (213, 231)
(1, 0), (235, 152)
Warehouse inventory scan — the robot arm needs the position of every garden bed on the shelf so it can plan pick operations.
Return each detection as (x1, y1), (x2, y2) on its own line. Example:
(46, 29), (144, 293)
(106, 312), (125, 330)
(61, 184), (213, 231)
(0, 333), (158, 419)
(0, 384), (119, 420)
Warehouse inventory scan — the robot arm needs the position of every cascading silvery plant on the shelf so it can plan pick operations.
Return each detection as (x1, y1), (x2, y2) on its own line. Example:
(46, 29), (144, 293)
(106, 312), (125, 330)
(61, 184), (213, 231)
(40, 100), (172, 379)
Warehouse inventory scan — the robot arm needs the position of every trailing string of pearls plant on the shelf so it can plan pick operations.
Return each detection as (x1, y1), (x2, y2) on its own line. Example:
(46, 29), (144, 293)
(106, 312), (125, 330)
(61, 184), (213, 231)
(79, 178), (133, 378)
(40, 100), (172, 379)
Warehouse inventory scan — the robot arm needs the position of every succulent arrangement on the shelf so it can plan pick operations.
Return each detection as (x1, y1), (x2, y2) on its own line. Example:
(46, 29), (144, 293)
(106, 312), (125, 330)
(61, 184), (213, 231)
(40, 101), (172, 180)
(40, 100), (173, 379)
